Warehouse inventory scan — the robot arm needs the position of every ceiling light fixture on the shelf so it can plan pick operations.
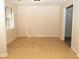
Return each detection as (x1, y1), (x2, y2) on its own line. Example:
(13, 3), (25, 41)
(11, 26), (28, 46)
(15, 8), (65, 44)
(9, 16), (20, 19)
(34, 0), (40, 4)
(18, 0), (21, 1)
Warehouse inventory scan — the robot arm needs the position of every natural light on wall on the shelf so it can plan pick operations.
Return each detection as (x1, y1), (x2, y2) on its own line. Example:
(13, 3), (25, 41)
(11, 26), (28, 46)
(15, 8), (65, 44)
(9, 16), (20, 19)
(5, 7), (14, 30)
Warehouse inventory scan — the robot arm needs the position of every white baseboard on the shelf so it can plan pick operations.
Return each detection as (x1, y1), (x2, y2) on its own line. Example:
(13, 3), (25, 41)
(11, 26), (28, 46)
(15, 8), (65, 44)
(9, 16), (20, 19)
(17, 35), (60, 38)
(71, 48), (78, 54)
(0, 53), (8, 57)
(77, 53), (79, 57)
(71, 48), (79, 57)
(7, 35), (59, 44)
(7, 36), (17, 44)
(17, 35), (28, 37)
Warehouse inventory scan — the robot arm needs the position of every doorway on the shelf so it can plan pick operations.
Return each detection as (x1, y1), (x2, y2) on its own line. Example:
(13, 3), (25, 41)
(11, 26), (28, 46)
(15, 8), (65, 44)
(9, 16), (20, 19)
(65, 5), (73, 47)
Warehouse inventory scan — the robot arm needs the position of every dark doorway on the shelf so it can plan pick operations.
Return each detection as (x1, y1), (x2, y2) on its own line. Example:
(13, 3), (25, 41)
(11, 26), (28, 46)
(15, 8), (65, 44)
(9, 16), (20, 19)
(65, 5), (73, 47)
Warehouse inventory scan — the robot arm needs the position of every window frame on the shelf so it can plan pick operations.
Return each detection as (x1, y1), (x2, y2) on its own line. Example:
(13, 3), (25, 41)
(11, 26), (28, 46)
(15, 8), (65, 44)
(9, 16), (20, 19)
(5, 7), (14, 30)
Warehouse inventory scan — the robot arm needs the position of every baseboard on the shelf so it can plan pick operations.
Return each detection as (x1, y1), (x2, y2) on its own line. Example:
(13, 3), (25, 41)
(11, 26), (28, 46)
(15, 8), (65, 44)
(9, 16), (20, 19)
(17, 35), (29, 37)
(77, 53), (79, 57)
(71, 47), (79, 57)
(71, 48), (78, 54)
(17, 35), (60, 38)
(0, 53), (8, 57)
(7, 36), (17, 44)
(7, 35), (59, 44)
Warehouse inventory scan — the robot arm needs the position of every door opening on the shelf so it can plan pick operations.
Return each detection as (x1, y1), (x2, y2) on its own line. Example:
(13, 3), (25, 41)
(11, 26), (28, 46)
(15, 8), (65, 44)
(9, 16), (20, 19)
(65, 5), (73, 47)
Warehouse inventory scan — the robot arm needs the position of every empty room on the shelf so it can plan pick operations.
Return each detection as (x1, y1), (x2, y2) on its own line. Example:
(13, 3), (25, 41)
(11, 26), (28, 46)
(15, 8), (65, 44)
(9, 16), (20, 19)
(0, 0), (79, 59)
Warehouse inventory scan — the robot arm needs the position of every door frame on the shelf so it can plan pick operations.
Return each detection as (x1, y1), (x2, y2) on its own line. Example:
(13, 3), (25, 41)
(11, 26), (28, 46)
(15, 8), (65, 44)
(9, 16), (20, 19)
(62, 3), (73, 41)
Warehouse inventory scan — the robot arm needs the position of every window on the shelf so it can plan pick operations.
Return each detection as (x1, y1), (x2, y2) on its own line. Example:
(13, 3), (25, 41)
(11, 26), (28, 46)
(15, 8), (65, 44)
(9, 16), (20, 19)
(5, 7), (14, 30)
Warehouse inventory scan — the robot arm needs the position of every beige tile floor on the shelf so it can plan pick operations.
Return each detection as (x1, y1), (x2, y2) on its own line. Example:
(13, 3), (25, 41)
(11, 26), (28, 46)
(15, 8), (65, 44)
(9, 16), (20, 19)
(0, 37), (79, 59)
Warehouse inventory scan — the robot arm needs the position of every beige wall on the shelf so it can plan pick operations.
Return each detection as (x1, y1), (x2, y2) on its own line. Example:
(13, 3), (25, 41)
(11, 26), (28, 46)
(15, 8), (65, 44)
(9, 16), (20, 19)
(61, 0), (79, 56)
(59, 5), (64, 40)
(63, 0), (79, 55)
(5, 2), (17, 44)
(72, 0), (79, 55)
(17, 6), (60, 37)
(0, 0), (8, 57)
(64, 0), (73, 6)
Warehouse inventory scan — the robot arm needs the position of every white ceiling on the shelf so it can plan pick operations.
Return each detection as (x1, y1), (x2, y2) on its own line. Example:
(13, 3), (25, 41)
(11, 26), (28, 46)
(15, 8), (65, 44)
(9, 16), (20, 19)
(6, 0), (67, 6)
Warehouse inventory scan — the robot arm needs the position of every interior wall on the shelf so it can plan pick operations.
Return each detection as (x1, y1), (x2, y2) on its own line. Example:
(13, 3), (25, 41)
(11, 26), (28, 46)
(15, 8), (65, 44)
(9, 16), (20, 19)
(5, 1), (17, 44)
(64, 0), (79, 55)
(77, 1), (79, 55)
(0, 0), (8, 57)
(77, 0), (79, 54)
(17, 6), (60, 37)
(59, 6), (64, 40)
(72, 0), (79, 55)
(61, 0), (79, 56)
